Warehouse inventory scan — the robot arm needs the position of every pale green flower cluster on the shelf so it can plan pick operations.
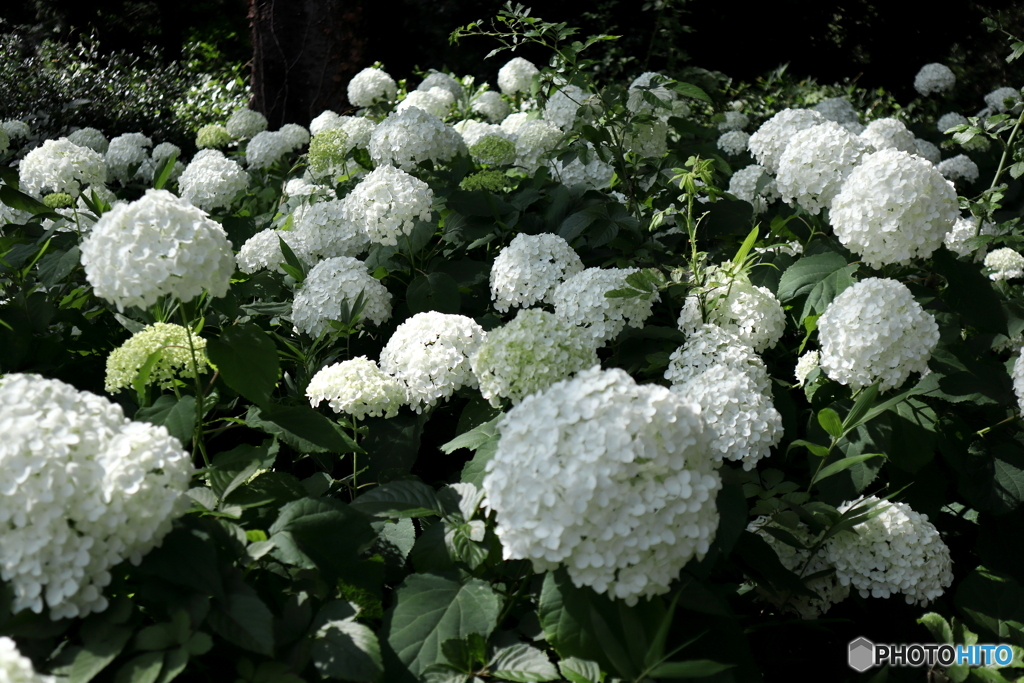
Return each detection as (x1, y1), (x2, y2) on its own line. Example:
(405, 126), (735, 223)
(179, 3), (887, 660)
(105, 322), (210, 393)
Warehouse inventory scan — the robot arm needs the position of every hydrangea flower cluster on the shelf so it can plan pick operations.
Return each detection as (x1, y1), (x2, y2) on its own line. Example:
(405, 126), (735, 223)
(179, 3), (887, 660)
(105, 133), (152, 185)
(482, 366), (721, 605)
(80, 189), (236, 311)
(665, 323), (772, 404)
(490, 233), (584, 312)
(0, 373), (193, 619)
(472, 90), (511, 122)
(348, 67), (398, 107)
(937, 154), (980, 183)
(550, 146), (614, 189)
(776, 121), (867, 214)
(687, 269), (786, 353)
(718, 111), (750, 131)
(624, 119), (669, 158)
(914, 138), (941, 165)
(813, 97), (859, 124)
(368, 107), (465, 171)
(308, 129), (351, 180)
(1013, 354), (1024, 414)
(552, 267), (659, 343)
(913, 63), (956, 96)
(825, 497), (953, 606)
(226, 108), (268, 139)
(104, 322), (210, 393)
(500, 112), (531, 136)
(545, 85), (598, 130)
(19, 138), (106, 198)
(469, 135), (517, 166)
(497, 57), (539, 95)
(397, 88), (455, 118)
(379, 312), (486, 412)
(717, 130), (750, 156)
(306, 357), (406, 419)
(830, 149), (959, 268)
(67, 127), (109, 154)
(943, 215), (981, 258)
(795, 350), (820, 386)
(292, 199), (370, 261)
(291, 256), (392, 338)
(454, 120), (512, 149)
(0, 636), (55, 683)
(728, 164), (780, 213)
(984, 248), (1024, 281)
(245, 130), (294, 169)
(859, 118), (916, 153)
(985, 87), (1021, 113)
(418, 71), (463, 100)
(627, 72), (674, 114)
(937, 112), (968, 133)
(340, 164), (433, 246)
(178, 150), (250, 212)
(196, 123), (230, 149)
(748, 108), (826, 173)
(817, 278), (939, 392)
(514, 119), (563, 173)
(237, 229), (307, 274)
(470, 308), (599, 407)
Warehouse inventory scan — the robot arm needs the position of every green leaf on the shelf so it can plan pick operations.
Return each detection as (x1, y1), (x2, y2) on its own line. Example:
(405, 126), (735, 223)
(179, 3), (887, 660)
(459, 433), (499, 487)
(269, 497), (378, 577)
(812, 454), (886, 486)
(934, 247), (1008, 336)
(667, 81), (712, 103)
(489, 644), (559, 682)
(441, 416), (501, 454)
(644, 590), (682, 669)
(843, 383), (880, 433)
(383, 573), (502, 676)
(648, 660), (733, 678)
(558, 210), (597, 243)
(135, 395), (196, 446)
(37, 246), (80, 287)
(441, 633), (488, 672)
(732, 225), (759, 269)
(69, 625), (134, 683)
(225, 471), (306, 509)
(252, 404), (361, 454)
(955, 568), (1024, 641)
(152, 150), (178, 190)
(801, 263), (858, 321)
(313, 619), (384, 682)
(0, 184), (59, 217)
(777, 252), (850, 303)
(207, 571), (275, 656)
(206, 323), (280, 406)
(132, 350), (163, 406)
(817, 408), (843, 439)
(557, 657), (603, 683)
(137, 526), (225, 602)
(408, 273), (462, 314)
(351, 480), (445, 518)
(918, 613), (954, 644)
(113, 652), (164, 683)
(787, 439), (830, 458)
(278, 236), (306, 284)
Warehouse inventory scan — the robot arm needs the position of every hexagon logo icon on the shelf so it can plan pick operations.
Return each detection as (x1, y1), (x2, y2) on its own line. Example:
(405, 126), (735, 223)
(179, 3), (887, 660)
(848, 637), (875, 672)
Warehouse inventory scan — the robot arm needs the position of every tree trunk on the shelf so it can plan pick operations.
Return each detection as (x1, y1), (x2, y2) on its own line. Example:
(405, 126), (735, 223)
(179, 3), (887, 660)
(247, 0), (366, 129)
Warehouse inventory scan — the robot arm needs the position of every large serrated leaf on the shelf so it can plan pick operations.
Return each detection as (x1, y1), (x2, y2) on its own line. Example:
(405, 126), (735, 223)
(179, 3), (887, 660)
(489, 644), (559, 682)
(351, 480), (444, 518)
(777, 252), (850, 303)
(269, 497), (378, 576)
(313, 619), (384, 682)
(135, 395), (196, 446)
(208, 571), (275, 656)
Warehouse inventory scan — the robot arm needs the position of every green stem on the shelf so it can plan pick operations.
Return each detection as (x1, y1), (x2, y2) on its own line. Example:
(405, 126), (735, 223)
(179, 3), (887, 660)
(990, 107), (1024, 190)
(179, 300), (210, 468)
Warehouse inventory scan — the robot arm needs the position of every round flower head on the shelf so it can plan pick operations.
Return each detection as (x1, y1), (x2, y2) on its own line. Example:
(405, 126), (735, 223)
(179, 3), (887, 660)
(454, 119), (512, 149)
(291, 256), (392, 338)
(280, 123), (311, 150)
(552, 268), (659, 344)
(817, 277), (939, 392)
(497, 57), (539, 95)
(718, 130), (750, 156)
(338, 116), (376, 149)
(379, 312), (486, 412)
(67, 127), (109, 154)
(397, 87), (455, 119)
(417, 71), (463, 101)
(500, 111), (532, 136)
(310, 110), (342, 136)
(226, 108), (268, 139)
(2, 119), (31, 140)
(105, 322), (210, 393)
(237, 228), (308, 274)
(80, 189), (236, 312)
(665, 323), (772, 395)
(0, 636), (56, 682)
(859, 118), (916, 153)
(748, 109), (827, 173)
(308, 129), (352, 180)
(984, 247), (1024, 281)
(470, 308), (600, 407)
(795, 350), (820, 386)
(718, 111), (750, 132)
(472, 90), (511, 122)
(0, 373), (193, 619)
(490, 233), (584, 312)
(729, 164), (780, 214)
(825, 496), (953, 606)
(813, 97), (859, 124)
(830, 149), (959, 268)
(748, 517), (850, 619)
(692, 270), (786, 352)
(914, 138), (941, 165)
(483, 365), (720, 605)
(196, 123), (231, 149)
(937, 112), (968, 133)
(245, 130), (293, 170)
(292, 199), (370, 261)
(340, 164), (433, 247)
(1013, 354), (1024, 414)
(545, 84), (599, 130)
(469, 135), (517, 166)
(776, 121), (868, 214)
(105, 133), (152, 185)
(550, 145), (614, 189)
(19, 138), (106, 198)
(307, 357), (406, 419)
(937, 154), (979, 183)
(347, 67), (398, 107)
(178, 149), (250, 212)
(943, 215), (981, 258)
(627, 72), (674, 115)
(914, 63), (956, 96)
(985, 87), (1021, 113)
(515, 119), (563, 173)
(368, 107), (465, 171)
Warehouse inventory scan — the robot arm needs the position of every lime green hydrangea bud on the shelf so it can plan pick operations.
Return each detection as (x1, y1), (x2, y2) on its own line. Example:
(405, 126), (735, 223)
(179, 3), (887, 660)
(105, 322), (210, 393)
(469, 135), (516, 166)
(196, 124), (231, 150)
(308, 129), (351, 180)
(43, 192), (75, 209)
(460, 170), (509, 192)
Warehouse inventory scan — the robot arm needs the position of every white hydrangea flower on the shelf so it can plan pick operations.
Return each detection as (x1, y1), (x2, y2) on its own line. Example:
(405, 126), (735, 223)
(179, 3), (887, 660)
(1013, 354), (1024, 414)
(665, 323), (772, 395)
(472, 90), (511, 122)
(545, 85), (599, 130)
(470, 308), (600, 407)
(490, 233), (584, 312)
(0, 373), (193, 620)
(748, 517), (850, 619)
(825, 496), (953, 606)
(368, 107), (465, 171)
(498, 57), (539, 95)
(985, 87), (1021, 113)
(515, 119), (563, 173)
(283, 176), (335, 201)
(913, 138), (941, 165)
(67, 127), (109, 154)
(237, 228), (309, 274)
(310, 110), (342, 136)
(795, 350), (820, 386)
(454, 119), (513, 149)
(2, 120), (31, 140)
(338, 116), (376, 149)
(818, 278), (939, 392)
(943, 215), (980, 258)
(348, 67), (398, 107)
(397, 87), (455, 118)
(729, 164), (780, 214)
(80, 189), (235, 312)
(105, 322), (209, 393)
(718, 130), (751, 156)
(104, 133), (152, 185)
(552, 267), (659, 344)
(307, 357), (406, 419)
(624, 119), (669, 158)
(292, 256), (392, 338)
(19, 138), (106, 198)
(841, 120), (866, 135)
(418, 71), (464, 100)
(292, 199), (370, 260)
(500, 111), (532, 136)
(984, 247), (1024, 281)
(245, 130), (293, 170)
(748, 109), (827, 173)
(937, 154), (980, 183)
(226, 108), (268, 139)
(178, 149), (250, 213)
(483, 365), (720, 606)
(379, 312), (486, 412)
(718, 111), (750, 131)
(689, 270), (785, 352)
(550, 145), (614, 189)
(776, 121), (868, 214)
(830, 149), (959, 268)
(813, 97), (859, 124)
(914, 63), (956, 96)
(340, 164), (433, 247)
(0, 636), (56, 682)
(937, 112), (968, 133)
(627, 72), (674, 114)
(859, 118), (916, 153)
